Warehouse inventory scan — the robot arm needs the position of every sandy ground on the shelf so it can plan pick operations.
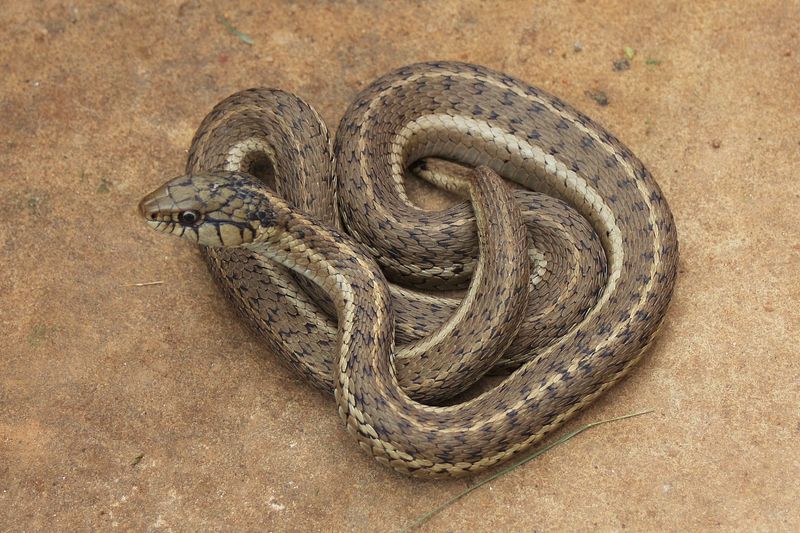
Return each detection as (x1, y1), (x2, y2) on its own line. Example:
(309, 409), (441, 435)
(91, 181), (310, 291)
(1, 1), (798, 531)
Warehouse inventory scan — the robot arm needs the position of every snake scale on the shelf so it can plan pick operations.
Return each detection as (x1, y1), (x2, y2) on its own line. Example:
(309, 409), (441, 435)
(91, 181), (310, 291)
(139, 61), (678, 477)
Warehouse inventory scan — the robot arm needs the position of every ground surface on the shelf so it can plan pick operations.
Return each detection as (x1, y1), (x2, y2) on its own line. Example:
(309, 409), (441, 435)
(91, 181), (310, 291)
(1, 1), (798, 531)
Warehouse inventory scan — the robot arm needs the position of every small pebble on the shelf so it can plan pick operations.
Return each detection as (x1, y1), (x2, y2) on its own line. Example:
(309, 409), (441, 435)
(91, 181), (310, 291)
(613, 59), (630, 71)
(586, 89), (609, 106)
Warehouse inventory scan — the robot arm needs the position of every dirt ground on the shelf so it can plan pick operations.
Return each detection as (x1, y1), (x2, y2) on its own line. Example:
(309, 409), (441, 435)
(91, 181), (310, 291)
(2, 1), (798, 531)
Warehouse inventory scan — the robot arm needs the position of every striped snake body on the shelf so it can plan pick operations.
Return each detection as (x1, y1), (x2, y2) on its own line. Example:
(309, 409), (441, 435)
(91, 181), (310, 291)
(139, 62), (678, 477)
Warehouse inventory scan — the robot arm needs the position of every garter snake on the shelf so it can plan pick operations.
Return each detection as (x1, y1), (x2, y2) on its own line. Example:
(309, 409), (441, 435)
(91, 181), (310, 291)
(139, 61), (678, 477)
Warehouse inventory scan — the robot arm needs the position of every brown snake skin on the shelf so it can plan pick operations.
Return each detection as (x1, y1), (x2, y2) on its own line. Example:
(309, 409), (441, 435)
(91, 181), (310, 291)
(139, 62), (678, 477)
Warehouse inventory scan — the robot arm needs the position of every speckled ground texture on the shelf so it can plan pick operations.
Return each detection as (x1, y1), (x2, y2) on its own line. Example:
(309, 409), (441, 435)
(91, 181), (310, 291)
(2, 1), (798, 531)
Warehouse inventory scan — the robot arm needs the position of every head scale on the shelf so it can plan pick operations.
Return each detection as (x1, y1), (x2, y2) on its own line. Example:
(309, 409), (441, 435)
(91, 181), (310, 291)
(138, 171), (277, 247)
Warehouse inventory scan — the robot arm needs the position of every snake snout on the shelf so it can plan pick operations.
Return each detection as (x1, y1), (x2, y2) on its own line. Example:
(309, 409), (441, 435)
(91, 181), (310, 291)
(138, 187), (171, 223)
(138, 195), (158, 221)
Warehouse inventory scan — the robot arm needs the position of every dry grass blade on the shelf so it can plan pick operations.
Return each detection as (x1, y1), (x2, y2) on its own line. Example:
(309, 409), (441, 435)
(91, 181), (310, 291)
(129, 281), (165, 287)
(402, 409), (655, 532)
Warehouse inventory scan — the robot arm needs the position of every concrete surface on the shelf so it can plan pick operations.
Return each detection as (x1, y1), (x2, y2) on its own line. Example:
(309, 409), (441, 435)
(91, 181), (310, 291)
(1, 1), (798, 531)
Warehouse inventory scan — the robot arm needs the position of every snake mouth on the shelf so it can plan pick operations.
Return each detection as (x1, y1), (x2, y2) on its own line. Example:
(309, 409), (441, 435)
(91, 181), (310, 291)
(142, 218), (175, 236)
(144, 218), (170, 229)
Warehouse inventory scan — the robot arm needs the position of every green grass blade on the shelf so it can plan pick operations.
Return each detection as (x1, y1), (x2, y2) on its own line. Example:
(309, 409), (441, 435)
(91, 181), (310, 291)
(217, 15), (254, 45)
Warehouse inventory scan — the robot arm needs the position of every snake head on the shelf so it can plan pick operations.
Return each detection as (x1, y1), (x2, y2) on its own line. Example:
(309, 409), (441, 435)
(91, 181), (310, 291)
(138, 171), (277, 247)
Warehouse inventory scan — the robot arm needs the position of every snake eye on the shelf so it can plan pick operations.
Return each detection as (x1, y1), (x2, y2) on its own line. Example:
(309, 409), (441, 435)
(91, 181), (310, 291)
(178, 210), (200, 225)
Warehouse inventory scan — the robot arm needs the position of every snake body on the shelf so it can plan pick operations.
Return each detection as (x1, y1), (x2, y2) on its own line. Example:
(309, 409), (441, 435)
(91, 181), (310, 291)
(139, 62), (678, 477)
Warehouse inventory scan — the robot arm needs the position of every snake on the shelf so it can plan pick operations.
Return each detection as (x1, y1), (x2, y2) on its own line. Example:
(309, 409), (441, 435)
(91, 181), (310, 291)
(138, 61), (678, 477)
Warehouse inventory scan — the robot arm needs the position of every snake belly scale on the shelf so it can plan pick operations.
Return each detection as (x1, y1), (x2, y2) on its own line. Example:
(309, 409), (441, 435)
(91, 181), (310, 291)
(139, 61), (678, 477)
